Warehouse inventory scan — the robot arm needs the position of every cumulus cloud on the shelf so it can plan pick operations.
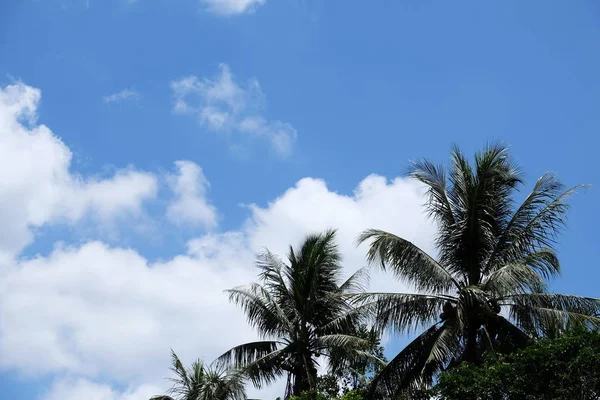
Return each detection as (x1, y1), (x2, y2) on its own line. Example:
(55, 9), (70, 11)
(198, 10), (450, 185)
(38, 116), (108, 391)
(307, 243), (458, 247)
(171, 64), (297, 157)
(202, 0), (266, 15)
(43, 379), (160, 400)
(0, 82), (157, 260)
(0, 174), (434, 398)
(0, 81), (435, 399)
(166, 160), (218, 229)
(103, 88), (139, 104)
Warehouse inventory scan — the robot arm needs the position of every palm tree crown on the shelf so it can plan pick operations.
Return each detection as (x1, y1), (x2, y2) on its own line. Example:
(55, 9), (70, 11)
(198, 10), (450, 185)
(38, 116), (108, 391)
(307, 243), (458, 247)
(218, 229), (372, 398)
(357, 145), (600, 398)
(151, 351), (246, 400)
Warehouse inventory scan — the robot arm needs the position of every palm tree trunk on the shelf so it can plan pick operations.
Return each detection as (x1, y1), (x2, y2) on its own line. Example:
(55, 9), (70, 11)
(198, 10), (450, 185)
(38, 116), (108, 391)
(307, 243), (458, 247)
(292, 368), (309, 396)
(464, 325), (478, 363)
(291, 360), (317, 396)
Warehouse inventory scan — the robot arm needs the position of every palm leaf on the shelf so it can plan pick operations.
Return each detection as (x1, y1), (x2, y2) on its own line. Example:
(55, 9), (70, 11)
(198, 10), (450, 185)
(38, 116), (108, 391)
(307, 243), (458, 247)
(502, 293), (600, 334)
(313, 334), (371, 352)
(241, 346), (289, 388)
(489, 182), (586, 273)
(484, 262), (547, 296)
(367, 323), (455, 399)
(358, 229), (459, 293)
(350, 292), (456, 334)
(225, 284), (291, 337)
(216, 341), (280, 369)
(410, 158), (456, 229)
(339, 266), (370, 294)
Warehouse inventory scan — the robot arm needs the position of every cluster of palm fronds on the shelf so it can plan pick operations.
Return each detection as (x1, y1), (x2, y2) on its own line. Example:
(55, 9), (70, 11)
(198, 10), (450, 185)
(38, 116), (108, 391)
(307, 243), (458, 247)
(151, 145), (600, 400)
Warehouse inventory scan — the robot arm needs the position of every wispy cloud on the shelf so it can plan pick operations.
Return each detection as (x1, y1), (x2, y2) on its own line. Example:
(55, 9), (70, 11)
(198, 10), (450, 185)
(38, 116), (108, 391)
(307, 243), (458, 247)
(126, 0), (265, 15)
(170, 64), (297, 158)
(103, 88), (140, 104)
(166, 160), (218, 229)
(201, 0), (266, 15)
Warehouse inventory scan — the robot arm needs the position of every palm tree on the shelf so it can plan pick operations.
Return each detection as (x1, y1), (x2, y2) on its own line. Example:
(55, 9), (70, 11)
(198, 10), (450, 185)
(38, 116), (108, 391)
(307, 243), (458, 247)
(218, 230), (373, 398)
(151, 351), (246, 400)
(357, 145), (600, 398)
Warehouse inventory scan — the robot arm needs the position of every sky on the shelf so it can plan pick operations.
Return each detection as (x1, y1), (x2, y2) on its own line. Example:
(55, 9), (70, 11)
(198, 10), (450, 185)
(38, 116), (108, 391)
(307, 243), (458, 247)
(0, 0), (599, 399)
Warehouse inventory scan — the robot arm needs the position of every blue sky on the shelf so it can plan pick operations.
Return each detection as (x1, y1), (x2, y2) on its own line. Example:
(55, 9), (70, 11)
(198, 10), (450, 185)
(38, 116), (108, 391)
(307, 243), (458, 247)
(1, 1), (599, 399)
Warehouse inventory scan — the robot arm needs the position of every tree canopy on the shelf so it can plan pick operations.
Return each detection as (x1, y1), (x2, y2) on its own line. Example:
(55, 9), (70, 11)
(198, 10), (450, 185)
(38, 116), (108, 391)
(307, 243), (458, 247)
(431, 328), (600, 400)
(150, 351), (246, 400)
(151, 145), (600, 400)
(218, 230), (374, 397)
(356, 144), (600, 398)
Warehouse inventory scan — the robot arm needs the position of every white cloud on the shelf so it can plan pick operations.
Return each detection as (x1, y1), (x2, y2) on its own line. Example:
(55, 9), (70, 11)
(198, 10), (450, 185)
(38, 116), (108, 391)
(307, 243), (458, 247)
(0, 81), (435, 400)
(0, 82), (157, 260)
(171, 64), (297, 157)
(103, 88), (139, 104)
(202, 0), (266, 15)
(0, 174), (434, 399)
(167, 160), (218, 229)
(43, 379), (160, 400)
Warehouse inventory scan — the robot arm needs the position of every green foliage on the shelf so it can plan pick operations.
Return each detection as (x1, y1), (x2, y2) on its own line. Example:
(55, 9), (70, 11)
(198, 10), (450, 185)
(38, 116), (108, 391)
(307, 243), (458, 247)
(316, 374), (342, 399)
(324, 324), (388, 394)
(432, 329), (600, 400)
(288, 391), (329, 400)
(336, 389), (366, 400)
(357, 145), (600, 398)
(289, 389), (366, 400)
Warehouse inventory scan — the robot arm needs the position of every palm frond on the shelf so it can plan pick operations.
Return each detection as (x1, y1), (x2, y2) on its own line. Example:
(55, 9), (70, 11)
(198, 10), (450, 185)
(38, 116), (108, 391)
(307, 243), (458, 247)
(358, 229), (459, 293)
(445, 144), (523, 285)
(168, 350), (191, 396)
(286, 229), (343, 321)
(314, 334), (371, 352)
(200, 366), (247, 400)
(225, 284), (291, 337)
(156, 351), (248, 400)
(242, 346), (289, 389)
(350, 292), (455, 335)
(483, 173), (563, 271)
(488, 181), (586, 273)
(256, 250), (292, 299)
(410, 159), (455, 228)
(502, 293), (600, 334)
(484, 262), (547, 296)
(367, 322), (454, 399)
(482, 315), (532, 354)
(521, 249), (560, 280)
(317, 301), (369, 335)
(339, 266), (370, 294)
(216, 341), (280, 369)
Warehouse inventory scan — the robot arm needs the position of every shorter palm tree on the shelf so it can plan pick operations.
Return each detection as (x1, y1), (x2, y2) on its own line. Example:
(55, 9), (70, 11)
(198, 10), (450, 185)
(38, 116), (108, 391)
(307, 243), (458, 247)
(218, 230), (373, 398)
(150, 350), (247, 400)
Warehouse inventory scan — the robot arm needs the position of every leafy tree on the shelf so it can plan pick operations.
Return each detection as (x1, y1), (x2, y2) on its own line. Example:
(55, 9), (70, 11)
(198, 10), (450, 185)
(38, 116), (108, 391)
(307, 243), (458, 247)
(324, 325), (387, 394)
(432, 328), (600, 399)
(357, 145), (600, 398)
(218, 230), (371, 398)
(316, 374), (342, 399)
(150, 351), (246, 400)
(289, 389), (367, 400)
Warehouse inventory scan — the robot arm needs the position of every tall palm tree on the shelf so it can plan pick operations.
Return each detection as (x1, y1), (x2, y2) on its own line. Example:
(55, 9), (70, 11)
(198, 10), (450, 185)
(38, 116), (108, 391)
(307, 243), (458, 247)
(357, 145), (600, 398)
(218, 230), (372, 398)
(151, 351), (246, 400)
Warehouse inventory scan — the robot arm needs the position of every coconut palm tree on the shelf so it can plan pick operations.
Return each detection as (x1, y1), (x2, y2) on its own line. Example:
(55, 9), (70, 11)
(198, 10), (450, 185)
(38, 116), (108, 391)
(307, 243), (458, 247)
(357, 145), (600, 398)
(150, 351), (246, 400)
(218, 230), (373, 398)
